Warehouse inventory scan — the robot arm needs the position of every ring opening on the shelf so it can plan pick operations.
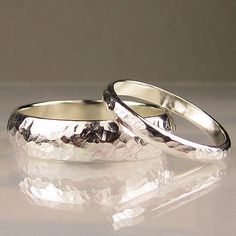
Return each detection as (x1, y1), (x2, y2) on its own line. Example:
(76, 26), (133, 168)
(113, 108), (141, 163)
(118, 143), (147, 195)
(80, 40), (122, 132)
(114, 81), (227, 146)
(19, 100), (165, 121)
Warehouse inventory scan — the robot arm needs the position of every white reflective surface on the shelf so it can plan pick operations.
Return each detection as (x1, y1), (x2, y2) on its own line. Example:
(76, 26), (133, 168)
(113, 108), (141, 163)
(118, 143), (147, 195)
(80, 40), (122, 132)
(0, 82), (235, 235)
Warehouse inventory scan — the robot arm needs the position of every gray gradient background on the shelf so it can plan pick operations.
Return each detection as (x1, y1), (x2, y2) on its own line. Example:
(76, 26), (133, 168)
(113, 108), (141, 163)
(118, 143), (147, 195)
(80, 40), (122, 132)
(0, 0), (235, 84)
(0, 2), (236, 235)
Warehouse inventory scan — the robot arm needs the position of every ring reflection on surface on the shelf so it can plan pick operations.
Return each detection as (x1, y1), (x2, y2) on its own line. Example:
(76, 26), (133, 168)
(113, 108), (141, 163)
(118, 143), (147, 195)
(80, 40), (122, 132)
(15, 153), (226, 230)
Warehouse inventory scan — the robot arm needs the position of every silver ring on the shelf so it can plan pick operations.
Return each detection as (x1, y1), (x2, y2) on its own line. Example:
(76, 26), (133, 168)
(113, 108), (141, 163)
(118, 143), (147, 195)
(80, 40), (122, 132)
(8, 100), (174, 162)
(103, 80), (231, 161)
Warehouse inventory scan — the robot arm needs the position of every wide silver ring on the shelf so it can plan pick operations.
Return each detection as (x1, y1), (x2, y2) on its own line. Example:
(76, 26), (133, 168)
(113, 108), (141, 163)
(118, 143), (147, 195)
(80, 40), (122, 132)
(103, 80), (231, 161)
(7, 100), (174, 162)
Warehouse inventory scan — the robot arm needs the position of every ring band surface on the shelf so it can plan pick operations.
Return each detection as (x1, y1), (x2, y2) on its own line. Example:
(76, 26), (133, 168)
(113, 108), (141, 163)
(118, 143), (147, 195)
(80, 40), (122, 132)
(103, 80), (231, 161)
(8, 100), (174, 162)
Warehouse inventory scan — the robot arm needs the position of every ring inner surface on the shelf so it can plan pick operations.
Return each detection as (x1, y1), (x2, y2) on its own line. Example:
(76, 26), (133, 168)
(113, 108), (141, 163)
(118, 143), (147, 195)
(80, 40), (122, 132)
(114, 81), (226, 146)
(19, 101), (165, 121)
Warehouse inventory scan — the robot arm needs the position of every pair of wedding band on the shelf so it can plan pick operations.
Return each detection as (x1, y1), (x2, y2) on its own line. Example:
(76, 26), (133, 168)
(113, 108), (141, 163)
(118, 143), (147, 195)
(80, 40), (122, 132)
(8, 80), (231, 162)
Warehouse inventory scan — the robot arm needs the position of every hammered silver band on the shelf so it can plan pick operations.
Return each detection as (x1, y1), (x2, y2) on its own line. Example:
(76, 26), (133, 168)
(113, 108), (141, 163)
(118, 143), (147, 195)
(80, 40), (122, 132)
(103, 80), (231, 161)
(8, 100), (174, 162)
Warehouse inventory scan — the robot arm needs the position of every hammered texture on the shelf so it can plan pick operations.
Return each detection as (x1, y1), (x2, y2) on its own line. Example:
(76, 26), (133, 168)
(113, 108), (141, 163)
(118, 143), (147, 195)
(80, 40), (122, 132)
(103, 81), (230, 161)
(8, 110), (173, 162)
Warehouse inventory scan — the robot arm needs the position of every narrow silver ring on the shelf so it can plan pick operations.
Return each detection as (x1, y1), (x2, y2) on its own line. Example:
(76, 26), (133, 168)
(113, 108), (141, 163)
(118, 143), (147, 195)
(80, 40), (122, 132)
(103, 80), (231, 161)
(8, 100), (174, 162)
